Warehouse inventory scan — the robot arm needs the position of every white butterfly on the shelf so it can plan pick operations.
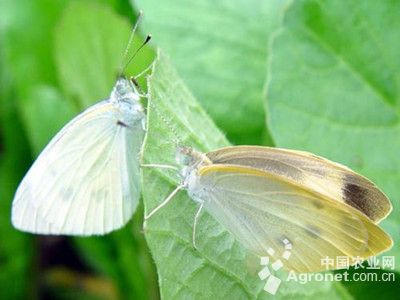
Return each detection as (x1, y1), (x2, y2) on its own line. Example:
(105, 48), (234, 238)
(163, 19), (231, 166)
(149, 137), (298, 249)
(12, 77), (146, 235)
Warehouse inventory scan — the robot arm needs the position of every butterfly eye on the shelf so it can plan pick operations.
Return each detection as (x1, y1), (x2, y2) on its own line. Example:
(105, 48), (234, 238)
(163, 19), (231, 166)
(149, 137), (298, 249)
(175, 146), (194, 166)
(116, 79), (128, 95)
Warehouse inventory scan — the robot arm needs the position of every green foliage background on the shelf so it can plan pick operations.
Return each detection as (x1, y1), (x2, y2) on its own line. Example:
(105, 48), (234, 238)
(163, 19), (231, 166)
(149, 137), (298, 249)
(0, 0), (398, 299)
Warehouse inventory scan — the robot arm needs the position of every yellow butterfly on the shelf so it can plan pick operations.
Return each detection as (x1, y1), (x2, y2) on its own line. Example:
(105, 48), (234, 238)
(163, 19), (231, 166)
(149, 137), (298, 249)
(145, 145), (393, 273)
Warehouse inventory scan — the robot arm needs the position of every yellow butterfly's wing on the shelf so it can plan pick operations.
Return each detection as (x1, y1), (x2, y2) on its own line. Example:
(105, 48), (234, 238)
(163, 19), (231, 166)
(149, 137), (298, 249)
(194, 164), (392, 273)
(206, 146), (391, 223)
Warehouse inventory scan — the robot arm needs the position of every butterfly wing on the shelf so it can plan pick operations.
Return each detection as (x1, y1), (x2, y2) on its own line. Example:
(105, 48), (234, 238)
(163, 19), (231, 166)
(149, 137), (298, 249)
(206, 146), (391, 223)
(12, 182), (55, 233)
(12, 100), (144, 235)
(193, 165), (392, 273)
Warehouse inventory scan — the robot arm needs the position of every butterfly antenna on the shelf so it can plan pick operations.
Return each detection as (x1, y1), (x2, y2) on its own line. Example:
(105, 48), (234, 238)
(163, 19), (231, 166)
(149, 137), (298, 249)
(118, 10), (146, 77)
(146, 89), (184, 147)
(129, 49), (182, 147)
(120, 34), (152, 77)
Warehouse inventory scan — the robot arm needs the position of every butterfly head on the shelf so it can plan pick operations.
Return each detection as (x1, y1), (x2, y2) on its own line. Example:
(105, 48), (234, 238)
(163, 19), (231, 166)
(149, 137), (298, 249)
(176, 146), (195, 166)
(176, 146), (211, 186)
(111, 77), (141, 104)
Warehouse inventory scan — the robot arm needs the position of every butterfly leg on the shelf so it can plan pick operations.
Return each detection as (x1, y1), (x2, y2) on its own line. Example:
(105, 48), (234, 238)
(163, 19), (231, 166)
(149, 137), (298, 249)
(144, 184), (184, 220)
(134, 60), (156, 80)
(138, 137), (146, 162)
(141, 163), (178, 170)
(141, 118), (146, 131)
(192, 203), (204, 250)
(130, 75), (150, 99)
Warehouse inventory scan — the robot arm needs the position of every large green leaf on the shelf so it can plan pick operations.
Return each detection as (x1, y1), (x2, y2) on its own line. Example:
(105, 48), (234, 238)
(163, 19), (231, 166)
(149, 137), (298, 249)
(266, 0), (400, 276)
(142, 51), (349, 299)
(135, 0), (291, 144)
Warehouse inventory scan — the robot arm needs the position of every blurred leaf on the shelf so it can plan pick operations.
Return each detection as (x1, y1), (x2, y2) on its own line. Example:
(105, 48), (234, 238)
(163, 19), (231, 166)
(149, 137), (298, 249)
(2, 0), (66, 87)
(20, 85), (76, 155)
(0, 70), (33, 299)
(0, 0), (65, 298)
(266, 0), (400, 276)
(74, 211), (159, 300)
(1, 0), (71, 154)
(135, 0), (291, 144)
(335, 267), (399, 300)
(142, 50), (349, 299)
(54, 1), (155, 109)
(54, 2), (158, 299)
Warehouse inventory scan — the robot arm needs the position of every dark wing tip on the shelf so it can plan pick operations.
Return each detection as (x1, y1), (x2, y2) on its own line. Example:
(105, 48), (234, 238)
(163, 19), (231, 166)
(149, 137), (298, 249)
(342, 175), (391, 223)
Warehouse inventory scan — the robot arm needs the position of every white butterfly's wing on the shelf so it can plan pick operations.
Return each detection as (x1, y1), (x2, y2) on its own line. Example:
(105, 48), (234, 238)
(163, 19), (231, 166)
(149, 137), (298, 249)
(12, 100), (144, 235)
(206, 146), (391, 223)
(12, 183), (56, 233)
(193, 165), (392, 273)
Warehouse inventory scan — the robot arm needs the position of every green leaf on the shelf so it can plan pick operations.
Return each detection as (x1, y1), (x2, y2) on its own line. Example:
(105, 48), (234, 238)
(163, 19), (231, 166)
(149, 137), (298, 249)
(266, 0), (400, 275)
(135, 0), (291, 144)
(142, 50), (349, 299)
(54, 1), (154, 110)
